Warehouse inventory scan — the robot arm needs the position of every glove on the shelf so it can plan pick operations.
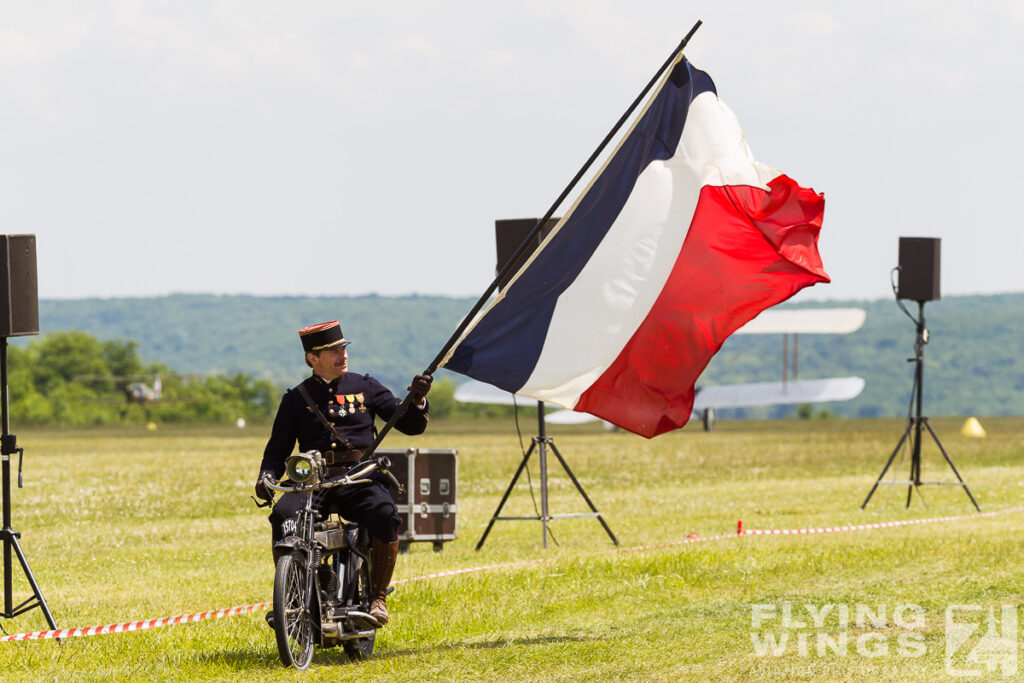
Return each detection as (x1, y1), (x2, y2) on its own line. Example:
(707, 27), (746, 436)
(254, 470), (277, 502)
(408, 373), (433, 403)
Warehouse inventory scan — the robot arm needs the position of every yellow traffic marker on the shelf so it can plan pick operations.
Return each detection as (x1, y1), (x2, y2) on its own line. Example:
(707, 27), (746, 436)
(959, 417), (986, 438)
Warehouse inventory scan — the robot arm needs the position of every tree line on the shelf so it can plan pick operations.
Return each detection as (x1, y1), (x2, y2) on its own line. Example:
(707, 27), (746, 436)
(7, 331), (279, 426)
(26, 292), (1024, 421)
(6, 330), (518, 426)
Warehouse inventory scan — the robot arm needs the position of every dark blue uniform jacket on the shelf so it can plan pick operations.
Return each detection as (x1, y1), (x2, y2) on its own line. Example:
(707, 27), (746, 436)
(259, 372), (428, 478)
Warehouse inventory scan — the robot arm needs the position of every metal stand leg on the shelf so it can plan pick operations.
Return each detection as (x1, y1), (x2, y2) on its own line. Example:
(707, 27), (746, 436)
(1, 337), (58, 631)
(476, 401), (618, 550)
(861, 420), (913, 509)
(474, 441), (536, 551)
(923, 418), (981, 512)
(548, 441), (618, 546)
(538, 435), (549, 549)
(861, 302), (979, 512)
(2, 529), (58, 627)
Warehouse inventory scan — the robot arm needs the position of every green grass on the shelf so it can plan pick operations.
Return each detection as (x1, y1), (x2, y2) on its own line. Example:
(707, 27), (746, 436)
(1, 416), (1023, 681)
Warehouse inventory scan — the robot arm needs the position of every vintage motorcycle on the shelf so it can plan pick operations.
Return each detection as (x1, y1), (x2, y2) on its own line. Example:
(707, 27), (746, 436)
(257, 452), (401, 669)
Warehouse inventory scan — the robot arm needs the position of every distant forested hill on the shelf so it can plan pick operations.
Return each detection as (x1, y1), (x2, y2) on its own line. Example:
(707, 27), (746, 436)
(28, 292), (1024, 418)
(699, 293), (1024, 418)
(32, 294), (474, 395)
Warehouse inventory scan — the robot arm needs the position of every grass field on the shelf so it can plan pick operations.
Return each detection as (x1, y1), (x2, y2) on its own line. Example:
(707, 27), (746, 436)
(1, 416), (1023, 681)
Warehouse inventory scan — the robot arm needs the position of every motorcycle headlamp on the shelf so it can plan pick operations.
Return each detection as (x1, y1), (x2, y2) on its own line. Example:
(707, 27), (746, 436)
(285, 451), (324, 485)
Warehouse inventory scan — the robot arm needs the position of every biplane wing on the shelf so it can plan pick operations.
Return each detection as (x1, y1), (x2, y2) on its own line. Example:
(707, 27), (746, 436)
(733, 307), (866, 335)
(453, 307), (867, 431)
(453, 379), (521, 406)
(542, 376), (866, 427)
(692, 377), (865, 409)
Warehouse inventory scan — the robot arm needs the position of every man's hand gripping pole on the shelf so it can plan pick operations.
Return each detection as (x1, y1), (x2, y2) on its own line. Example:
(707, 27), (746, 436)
(363, 370), (434, 491)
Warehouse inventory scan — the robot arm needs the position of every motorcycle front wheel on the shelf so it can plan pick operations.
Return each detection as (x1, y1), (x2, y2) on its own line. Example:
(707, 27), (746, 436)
(273, 553), (315, 670)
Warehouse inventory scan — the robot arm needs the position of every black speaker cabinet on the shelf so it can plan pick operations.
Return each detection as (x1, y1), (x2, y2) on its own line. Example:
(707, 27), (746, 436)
(897, 237), (941, 302)
(0, 234), (39, 337)
(495, 217), (560, 289)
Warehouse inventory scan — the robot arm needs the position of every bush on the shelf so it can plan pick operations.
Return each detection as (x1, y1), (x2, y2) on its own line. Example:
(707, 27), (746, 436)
(7, 331), (277, 426)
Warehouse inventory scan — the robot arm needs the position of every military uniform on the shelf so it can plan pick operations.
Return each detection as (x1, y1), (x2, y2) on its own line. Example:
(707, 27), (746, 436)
(256, 319), (430, 626)
(262, 371), (428, 543)
(260, 371), (428, 472)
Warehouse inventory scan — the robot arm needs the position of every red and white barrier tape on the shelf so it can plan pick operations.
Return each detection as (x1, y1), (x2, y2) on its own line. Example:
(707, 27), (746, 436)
(390, 531), (745, 586)
(4, 506), (1021, 643)
(0, 602), (272, 643)
(739, 505), (1024, 537)
(392, 556), (557, 585)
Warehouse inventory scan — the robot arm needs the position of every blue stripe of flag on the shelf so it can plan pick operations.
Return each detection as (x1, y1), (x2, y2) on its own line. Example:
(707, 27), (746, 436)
(445, 59), (716, 391)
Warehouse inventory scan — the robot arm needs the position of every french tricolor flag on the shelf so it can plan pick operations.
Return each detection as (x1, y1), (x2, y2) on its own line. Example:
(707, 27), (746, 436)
(441, 56), (829, 438)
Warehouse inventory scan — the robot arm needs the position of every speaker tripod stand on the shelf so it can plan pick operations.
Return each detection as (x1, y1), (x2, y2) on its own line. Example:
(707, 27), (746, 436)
(861, 302), (980, 511)
(475, 402), (619, 550)
(1, 337), (58, 631)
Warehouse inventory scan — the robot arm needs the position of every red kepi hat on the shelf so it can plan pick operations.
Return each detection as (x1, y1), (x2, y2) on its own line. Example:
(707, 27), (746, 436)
(298, 321), (351, 353)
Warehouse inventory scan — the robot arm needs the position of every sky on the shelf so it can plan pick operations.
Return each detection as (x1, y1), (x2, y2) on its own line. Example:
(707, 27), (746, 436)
(2, 1), (1022, 303)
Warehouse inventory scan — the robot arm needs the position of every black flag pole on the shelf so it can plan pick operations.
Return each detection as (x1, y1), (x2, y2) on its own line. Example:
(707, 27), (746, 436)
(366, 20), (703, 461)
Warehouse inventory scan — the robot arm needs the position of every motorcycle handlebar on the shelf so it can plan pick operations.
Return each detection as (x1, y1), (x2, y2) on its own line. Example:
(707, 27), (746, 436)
(262, 458), (380, 494)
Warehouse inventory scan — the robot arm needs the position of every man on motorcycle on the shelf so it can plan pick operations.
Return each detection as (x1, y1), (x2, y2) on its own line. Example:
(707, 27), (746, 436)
(254, 320), (431, 626)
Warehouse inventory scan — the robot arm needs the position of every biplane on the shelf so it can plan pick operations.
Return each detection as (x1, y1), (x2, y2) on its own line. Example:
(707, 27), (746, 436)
(75, 374), (202, 418)
(453, 307), (866, 431)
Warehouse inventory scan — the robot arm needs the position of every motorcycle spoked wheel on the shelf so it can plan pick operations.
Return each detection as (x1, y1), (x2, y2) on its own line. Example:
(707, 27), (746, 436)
(342, 552), (376, 661)
(273, 553), (315, 670)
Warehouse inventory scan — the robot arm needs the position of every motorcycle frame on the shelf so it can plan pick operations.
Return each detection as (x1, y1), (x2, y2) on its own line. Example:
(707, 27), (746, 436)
(274, 482), (375, 647)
